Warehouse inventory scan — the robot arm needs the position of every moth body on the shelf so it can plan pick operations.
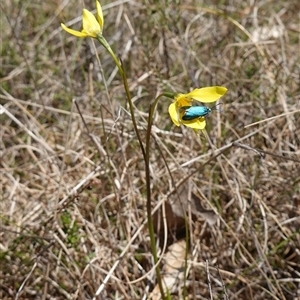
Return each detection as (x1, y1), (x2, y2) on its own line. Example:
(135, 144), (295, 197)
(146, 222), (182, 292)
(181, 106), (212, 121)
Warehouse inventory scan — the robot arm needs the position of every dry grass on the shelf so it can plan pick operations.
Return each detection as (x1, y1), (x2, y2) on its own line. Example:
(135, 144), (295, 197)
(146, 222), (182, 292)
(1, 0), (300, 299)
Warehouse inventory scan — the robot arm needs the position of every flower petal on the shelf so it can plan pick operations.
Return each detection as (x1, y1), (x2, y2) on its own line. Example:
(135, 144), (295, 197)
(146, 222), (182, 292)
(168, 103), (180, 126)
(174, 93), (193, 107)
(82, 9), (101, 37)
(182, 118), (206, 130)
(96, 1), (104, 30)
(187, 86), (227, 103)
(61, 23), (88, 37)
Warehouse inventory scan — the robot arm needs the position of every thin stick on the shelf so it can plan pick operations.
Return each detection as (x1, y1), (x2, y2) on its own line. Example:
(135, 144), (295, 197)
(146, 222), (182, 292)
(244, 110), (300, 128)
(206, 260), (213, 300)
(216, 264), (229, 300)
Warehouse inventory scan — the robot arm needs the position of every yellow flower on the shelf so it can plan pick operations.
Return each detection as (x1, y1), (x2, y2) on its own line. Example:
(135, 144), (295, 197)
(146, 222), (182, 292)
(61, 1), (104, 38)
(168, 86), (227, 130)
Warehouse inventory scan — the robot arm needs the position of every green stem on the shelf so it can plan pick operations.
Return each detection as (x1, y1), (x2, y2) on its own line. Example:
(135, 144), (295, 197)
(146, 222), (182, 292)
(145, 94), (165, 295)
(98, 36), (172, 298)
(97, 36), (146, 159)
(145, 92), (177, 297)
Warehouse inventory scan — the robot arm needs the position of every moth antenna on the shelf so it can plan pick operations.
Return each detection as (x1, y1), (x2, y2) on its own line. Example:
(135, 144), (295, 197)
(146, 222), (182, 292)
(212, 102), (223, 113)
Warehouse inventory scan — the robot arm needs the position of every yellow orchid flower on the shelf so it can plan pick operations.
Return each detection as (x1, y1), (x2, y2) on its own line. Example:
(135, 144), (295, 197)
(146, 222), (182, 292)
(168, 86), (227, 130)
(61, 1), (104, 38)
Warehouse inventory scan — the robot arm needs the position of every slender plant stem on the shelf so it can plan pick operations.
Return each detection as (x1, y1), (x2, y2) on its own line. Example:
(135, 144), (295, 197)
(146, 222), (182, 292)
(99, 36), (174, 298)
(145, 93), (174, 297)
(97, 36), (146, 158)
(145, 100), (163, 295)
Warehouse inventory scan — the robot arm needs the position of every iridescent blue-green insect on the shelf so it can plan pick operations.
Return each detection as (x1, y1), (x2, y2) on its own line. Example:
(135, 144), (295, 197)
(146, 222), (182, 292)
(181, 103), (222, 121)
